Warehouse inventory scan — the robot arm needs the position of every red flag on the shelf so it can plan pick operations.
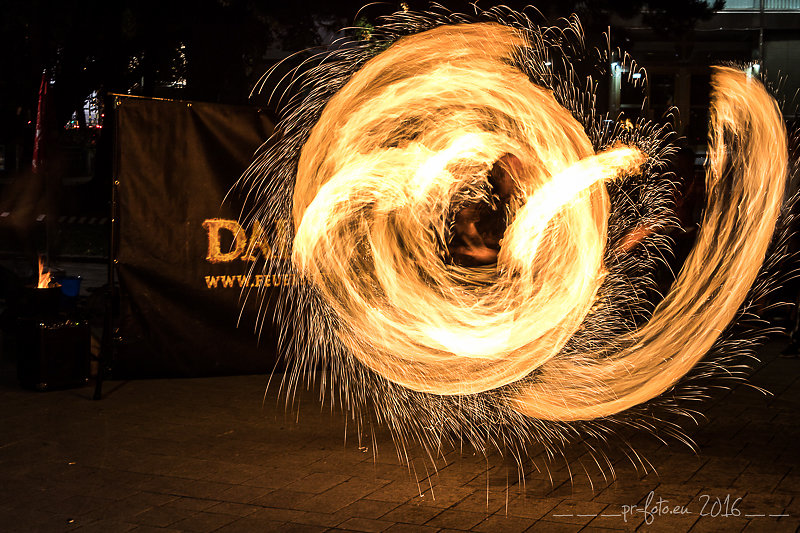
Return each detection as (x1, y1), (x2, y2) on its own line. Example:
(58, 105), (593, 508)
(32, 69), (49, 174)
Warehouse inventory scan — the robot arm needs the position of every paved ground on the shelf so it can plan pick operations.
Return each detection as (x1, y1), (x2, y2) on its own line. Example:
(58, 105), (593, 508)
(0, 331), (798, 533)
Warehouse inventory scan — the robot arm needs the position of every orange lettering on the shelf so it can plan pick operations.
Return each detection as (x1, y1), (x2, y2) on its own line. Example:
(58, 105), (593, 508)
(202, 219), (247, 263)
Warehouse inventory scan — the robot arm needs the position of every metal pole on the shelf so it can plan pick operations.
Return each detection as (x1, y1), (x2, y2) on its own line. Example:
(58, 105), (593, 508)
(93, 94), (120, 400)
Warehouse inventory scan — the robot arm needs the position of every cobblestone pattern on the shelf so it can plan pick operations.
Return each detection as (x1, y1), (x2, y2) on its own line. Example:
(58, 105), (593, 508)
(0, 342), (798, 532)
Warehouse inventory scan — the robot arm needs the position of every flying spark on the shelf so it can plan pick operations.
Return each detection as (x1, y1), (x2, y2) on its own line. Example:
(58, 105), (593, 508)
(236, 6), (793, 475)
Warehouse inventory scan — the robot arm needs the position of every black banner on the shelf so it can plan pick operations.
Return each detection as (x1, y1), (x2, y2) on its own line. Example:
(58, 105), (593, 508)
(114, 96), (279, 377)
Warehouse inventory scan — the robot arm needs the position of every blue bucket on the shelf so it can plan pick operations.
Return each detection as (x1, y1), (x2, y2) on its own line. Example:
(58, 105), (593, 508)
(59, 276), (82, 298)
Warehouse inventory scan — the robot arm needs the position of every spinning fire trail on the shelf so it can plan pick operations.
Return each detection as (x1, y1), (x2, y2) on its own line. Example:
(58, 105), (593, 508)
(238, 7), (791, 463)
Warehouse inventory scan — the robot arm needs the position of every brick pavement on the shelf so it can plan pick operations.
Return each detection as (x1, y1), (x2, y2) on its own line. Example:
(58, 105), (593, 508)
(0, 341), (798, 532)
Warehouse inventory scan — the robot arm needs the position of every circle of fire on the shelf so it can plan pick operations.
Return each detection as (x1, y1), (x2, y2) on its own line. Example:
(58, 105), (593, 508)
(240, 8), (790, 460)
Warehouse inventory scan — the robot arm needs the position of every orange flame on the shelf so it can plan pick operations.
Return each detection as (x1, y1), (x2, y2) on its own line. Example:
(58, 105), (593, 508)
(289, 23), (788, 422)
(36, 257), (57, 289)
(292, 24), (646, 397)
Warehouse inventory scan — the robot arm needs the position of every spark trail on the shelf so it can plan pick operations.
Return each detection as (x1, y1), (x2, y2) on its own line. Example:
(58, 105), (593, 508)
(237, 6), (792, 468)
